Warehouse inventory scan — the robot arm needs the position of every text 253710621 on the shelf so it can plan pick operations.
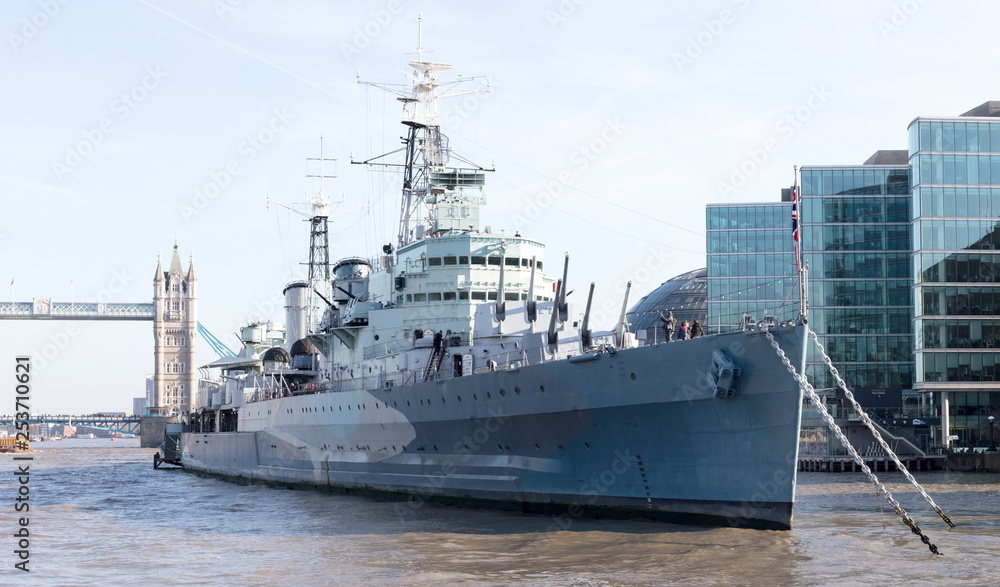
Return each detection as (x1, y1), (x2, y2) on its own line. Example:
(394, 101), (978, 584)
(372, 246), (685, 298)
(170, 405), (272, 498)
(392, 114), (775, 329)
(13, 356), (32, 573)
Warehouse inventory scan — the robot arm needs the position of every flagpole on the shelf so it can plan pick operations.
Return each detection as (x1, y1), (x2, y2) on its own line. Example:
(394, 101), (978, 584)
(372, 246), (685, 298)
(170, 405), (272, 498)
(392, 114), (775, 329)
(793, 165), (806, 321)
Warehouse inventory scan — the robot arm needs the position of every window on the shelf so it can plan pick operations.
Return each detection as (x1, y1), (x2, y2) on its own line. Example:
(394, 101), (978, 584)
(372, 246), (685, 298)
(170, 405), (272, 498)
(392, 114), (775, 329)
(488, 291), (498, 300)
(413, 293), (427, 302)
(471, 256), (486, 265)
(505, 292), (519, 301)
(471, 291), (486, 300)
(505, 257), (519, 267)
(459, 291), (469, 300)
(428, 293), (442, 302)
(488, 256), (501, 266)
(428, 257), (442, 267)
(443, 256), (457, 265)
(459, 256), (469, 264)
(444, 292), (457, 301)
(521, 258), (529, 267)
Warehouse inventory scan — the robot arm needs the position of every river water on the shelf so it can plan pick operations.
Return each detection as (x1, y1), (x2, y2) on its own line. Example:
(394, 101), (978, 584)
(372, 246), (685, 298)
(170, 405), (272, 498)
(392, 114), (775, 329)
(2, 439), (998, 585)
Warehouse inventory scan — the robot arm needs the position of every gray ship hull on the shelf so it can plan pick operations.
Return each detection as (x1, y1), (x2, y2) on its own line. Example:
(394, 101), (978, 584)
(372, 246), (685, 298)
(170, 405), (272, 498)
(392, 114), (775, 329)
(181, 325), (806, 529)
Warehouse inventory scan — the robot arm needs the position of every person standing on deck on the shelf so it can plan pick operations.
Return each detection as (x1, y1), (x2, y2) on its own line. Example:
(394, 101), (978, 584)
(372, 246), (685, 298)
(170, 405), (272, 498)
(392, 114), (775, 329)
(658, 310), (676, 342)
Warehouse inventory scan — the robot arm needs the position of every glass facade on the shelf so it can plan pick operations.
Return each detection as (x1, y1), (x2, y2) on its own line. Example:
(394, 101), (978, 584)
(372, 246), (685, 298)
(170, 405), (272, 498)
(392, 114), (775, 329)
(911, 115), (1000, 446)
(799, 166), (915, 397)
(705, 203), (798, 333)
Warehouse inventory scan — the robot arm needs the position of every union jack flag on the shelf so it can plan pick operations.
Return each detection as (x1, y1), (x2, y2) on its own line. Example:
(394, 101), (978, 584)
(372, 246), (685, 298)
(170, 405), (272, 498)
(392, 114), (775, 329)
(791, 186), (800, 271)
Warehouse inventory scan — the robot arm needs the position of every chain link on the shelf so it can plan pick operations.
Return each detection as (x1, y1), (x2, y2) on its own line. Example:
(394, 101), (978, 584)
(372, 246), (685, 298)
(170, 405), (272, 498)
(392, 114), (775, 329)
(808, 330), (955, 528)
(765, 329), (943, 555)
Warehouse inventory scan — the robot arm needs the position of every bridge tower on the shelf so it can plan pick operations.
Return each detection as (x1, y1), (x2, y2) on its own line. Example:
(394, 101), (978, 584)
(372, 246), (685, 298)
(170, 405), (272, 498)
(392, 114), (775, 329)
(151, 239), (197, 418)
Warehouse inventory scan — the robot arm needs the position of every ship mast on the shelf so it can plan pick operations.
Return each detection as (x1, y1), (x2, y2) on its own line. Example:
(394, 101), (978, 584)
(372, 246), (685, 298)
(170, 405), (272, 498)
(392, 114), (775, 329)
(267, 138), (341, 332)
(353, 14), (493, 248)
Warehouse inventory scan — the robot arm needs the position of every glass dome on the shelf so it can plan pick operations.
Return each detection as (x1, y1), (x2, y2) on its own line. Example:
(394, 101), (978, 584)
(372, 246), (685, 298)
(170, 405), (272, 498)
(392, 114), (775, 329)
(626, 268), (706, 343)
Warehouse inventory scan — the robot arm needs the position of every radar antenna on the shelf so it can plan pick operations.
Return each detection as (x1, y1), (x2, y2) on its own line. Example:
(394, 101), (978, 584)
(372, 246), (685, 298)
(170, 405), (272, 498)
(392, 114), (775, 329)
(353, 14), (493, 248)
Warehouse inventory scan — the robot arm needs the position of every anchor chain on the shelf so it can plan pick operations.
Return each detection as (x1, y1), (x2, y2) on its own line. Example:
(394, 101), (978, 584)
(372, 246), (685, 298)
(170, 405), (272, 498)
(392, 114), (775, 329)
(808, 330), (955, 529)
(765, 329), (943, 555)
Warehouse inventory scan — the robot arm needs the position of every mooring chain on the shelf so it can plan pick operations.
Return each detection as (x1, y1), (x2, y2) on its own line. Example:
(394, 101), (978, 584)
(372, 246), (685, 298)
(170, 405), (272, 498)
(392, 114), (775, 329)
(765, 329), (943, 555)
(808, 331), (956, 529)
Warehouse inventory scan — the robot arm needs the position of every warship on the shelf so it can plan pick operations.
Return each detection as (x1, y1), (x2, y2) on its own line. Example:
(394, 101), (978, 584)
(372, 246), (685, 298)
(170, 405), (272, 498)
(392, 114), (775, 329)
(179, 31), (809, 530)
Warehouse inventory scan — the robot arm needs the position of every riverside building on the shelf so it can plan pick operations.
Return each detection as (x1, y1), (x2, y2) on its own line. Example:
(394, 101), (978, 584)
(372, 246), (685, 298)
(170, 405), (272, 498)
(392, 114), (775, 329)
(910, 102), (1000, 448)
(703, 101), (1000, 451)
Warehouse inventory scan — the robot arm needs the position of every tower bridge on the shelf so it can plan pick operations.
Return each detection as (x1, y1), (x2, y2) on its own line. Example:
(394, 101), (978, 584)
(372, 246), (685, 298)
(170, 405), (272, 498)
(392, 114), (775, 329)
(2, 240), (198, 419)
(0, 415), (141, 436)
(0, 301), (154, 320)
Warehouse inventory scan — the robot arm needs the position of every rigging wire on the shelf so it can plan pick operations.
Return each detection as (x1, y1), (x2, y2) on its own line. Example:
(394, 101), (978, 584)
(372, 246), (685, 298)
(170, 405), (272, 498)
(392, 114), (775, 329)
(492, 174), (704, 254)
(470, 141), (706, 238)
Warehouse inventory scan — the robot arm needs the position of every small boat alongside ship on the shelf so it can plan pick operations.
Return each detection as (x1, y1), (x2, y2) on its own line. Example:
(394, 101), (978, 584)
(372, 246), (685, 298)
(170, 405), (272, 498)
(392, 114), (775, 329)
(177, 31), (810, 529)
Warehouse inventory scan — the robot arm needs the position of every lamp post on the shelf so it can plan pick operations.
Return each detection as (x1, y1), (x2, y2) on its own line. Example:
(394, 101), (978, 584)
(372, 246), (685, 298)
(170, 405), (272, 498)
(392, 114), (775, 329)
(988, 416), (997, 453)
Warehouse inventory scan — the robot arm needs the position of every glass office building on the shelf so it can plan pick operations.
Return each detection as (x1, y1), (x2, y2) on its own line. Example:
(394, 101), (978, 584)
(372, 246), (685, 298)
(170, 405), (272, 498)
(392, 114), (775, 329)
(799, 162), (914, 408)
(910, 104), (1000, 447)
(705, 202), (798, 333)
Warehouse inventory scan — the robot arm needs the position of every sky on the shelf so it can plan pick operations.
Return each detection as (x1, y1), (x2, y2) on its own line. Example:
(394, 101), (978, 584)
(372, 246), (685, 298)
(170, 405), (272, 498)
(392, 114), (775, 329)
(2, 0), (999, 414)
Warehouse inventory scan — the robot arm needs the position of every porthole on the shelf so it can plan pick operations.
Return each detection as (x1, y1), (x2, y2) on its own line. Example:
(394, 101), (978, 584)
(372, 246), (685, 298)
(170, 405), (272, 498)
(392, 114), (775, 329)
(420, 399), (424, 406)
(407, 401), (411, 407)
(348, 405), (351, 411)
(457, 396), (462, 402)
(473, 394), (478, 400)
(339, 406), (342, 411)
(534, 443), (541, 451)
(630, 373), (636, 381)
(540, 385), (545, 393)
(374, 334), (380, 341)
(433, 445), (438, 451)
(499, 388), (506, 397)
(487, 392), (492, 399)
(464, 444), (470, 452)
(514, 386), (521, 395)
(584, 442), (591, 450)
(497, 444), (504, 451)
(441, 397), (446, 404)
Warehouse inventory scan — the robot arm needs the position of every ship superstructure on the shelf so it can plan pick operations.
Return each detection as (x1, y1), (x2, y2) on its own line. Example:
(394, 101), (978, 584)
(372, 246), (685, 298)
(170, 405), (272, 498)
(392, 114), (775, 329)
(181, 27), (809, 530)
